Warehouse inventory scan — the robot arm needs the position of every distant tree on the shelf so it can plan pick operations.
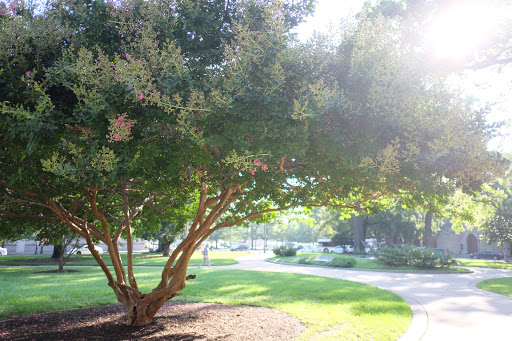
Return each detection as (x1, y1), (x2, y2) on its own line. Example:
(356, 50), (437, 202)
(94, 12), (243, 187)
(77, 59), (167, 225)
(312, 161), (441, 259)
(143, 221), (181, 257)
(479, 162), (512, 249)
(142, 205), (194, 256)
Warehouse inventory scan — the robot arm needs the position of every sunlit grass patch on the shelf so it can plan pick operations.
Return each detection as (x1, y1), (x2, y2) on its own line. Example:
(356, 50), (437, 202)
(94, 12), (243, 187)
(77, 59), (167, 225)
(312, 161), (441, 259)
(477, 277), (512, 297)
(456, 258), (512, 270)
(0, 267), (410, 340)
(181, 269), (411, 340)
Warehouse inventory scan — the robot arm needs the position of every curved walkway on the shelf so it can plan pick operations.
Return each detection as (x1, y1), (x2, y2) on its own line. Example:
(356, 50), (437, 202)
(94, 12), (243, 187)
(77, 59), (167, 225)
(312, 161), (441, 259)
(218, 253), (512, 341)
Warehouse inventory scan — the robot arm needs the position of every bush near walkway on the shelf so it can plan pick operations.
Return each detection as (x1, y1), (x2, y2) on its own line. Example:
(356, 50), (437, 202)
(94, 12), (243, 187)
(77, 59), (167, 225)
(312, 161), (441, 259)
(298, 254), (356, 268)
(376, 246), (457, 268)
(273, 245), (297, 257)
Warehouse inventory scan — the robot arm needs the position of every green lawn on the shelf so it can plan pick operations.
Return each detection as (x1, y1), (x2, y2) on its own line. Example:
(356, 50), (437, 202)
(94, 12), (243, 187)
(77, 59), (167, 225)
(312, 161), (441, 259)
(0, 250), (246, 267)
(456, 258), (512, 270)
(272, 253), (469, 271)
(477, 277), (512, 297)
(0, 266), (411, 340)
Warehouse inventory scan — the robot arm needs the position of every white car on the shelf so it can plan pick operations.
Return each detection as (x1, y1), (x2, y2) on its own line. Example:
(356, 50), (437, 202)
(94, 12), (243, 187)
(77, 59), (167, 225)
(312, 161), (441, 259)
(0, 247), (7, 256)
(298, 246), (318, 253)
(330, 245), (345, 254)
(344, 245), (354, 253)
(74, 245), (104, 255)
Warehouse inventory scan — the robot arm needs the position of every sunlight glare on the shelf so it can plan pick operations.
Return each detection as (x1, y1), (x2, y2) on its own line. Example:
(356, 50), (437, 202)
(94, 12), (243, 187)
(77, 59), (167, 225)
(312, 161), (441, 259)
(425, 3), (500, 60)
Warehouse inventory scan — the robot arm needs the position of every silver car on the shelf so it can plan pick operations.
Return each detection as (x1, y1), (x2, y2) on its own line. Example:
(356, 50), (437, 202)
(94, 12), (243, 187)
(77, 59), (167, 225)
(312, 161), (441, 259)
(230, 244), (249, 251)
(0, 247), (7, 256)
(330, 245), (345, 254)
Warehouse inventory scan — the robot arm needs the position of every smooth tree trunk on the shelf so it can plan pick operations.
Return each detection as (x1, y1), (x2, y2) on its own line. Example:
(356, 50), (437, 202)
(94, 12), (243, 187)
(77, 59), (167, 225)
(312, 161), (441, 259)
(161, 240), (171, 257)
(58, 239), (67, 272)
(51, 244), (62, 259)
(423, 211), (434, 248)
(352, 213), (369, 254)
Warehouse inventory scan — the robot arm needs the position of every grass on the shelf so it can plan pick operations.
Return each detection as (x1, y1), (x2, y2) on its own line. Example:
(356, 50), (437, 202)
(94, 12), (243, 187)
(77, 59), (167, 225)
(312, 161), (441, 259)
(456, 258), (512, 270)
(477, 277), (512, 297)
(0, 251), (247, 267)
(272, 253), (469, 271)
(0, 266), (411, 340)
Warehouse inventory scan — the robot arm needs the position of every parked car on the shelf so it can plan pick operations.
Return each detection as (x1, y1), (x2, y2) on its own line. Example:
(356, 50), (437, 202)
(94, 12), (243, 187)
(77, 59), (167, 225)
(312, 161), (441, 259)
(330, 245), (345, 254)
(434, 248), (451, 256)
(230, 244), (249, 251)
(469, 250), (504, 260)
(344, 245), (354, 253)
(284, 242), (304, 250)
(73, 245), (104, 255)
(0, 247), (7, 256)
(298, 245), (318, 253)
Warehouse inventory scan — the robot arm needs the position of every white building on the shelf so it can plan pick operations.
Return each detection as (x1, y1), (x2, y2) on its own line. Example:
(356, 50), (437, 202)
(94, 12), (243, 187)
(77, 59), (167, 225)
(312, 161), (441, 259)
(3, 238), (146, 255)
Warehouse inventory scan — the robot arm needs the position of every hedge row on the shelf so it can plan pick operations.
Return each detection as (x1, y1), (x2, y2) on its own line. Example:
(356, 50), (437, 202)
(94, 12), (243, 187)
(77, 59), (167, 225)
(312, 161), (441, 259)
(375, 245), (457, 268)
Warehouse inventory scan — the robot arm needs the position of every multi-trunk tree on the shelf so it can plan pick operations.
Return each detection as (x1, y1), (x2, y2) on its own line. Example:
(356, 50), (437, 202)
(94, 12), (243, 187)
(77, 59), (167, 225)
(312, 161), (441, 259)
(1, 0), (506, 327)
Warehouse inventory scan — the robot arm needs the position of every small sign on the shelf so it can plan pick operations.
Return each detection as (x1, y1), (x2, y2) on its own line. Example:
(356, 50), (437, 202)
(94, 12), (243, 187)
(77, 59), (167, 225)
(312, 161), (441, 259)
(314, 256), (335, 262)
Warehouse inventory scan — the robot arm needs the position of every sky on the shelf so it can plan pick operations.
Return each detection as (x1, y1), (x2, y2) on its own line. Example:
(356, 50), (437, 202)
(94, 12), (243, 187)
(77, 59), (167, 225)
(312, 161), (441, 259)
(292, 0), (512, 154)
(293, 0), (364, 39)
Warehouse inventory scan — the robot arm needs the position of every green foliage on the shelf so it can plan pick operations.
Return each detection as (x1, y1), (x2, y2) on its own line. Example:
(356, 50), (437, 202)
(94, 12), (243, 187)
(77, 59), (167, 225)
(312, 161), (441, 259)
(272, 244), (297, 256)
(375, 245), (456, 268)
(476, 162), (512, 246)
(327, 256), (356, 268)
(2, 0), (506, 240)
(375, 246), (409, 266)
(295, 254), (356, 268)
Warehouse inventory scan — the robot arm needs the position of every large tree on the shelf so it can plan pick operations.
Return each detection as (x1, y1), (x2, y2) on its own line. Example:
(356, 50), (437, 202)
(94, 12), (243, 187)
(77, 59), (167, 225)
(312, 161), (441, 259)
(1, 0), (505, 327)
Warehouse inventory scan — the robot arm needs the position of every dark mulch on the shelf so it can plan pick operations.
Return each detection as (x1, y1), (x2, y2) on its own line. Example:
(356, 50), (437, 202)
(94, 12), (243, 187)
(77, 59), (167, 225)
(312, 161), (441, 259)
(33, 269), (80, 273)
(0, 302), (304, 340)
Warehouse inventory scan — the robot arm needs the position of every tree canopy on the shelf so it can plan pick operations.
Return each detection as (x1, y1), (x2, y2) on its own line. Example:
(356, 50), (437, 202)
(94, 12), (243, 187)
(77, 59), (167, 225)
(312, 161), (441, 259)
(0, 0), (506, 327)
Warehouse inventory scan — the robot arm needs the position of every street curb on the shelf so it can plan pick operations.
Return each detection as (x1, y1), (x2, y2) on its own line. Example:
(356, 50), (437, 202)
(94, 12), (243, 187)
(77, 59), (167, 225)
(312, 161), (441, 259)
(265, 259), (474, 274)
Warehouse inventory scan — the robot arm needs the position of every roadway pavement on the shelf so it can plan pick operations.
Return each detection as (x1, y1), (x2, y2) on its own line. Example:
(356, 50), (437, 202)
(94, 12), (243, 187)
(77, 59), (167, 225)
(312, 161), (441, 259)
(217, 252), (512, 341)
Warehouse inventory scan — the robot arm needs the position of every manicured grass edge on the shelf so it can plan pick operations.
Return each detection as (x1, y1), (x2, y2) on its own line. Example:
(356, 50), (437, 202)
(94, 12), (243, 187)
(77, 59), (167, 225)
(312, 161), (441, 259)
(267, 257), (473, 273)
(476, 277), (512, 297)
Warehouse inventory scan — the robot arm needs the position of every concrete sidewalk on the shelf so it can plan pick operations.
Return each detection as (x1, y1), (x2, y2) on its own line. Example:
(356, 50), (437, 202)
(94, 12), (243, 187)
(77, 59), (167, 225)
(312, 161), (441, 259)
(218, 252), (512, 340)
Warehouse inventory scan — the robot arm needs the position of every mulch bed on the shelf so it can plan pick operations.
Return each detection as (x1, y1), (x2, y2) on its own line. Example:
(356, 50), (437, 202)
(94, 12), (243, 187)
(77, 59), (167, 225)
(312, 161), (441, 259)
(0, 302), (304, 340)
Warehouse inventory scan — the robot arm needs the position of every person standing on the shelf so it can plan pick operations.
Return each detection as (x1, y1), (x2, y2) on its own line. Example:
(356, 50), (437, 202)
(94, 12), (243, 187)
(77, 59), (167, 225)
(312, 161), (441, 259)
(198, 243), (211, 268)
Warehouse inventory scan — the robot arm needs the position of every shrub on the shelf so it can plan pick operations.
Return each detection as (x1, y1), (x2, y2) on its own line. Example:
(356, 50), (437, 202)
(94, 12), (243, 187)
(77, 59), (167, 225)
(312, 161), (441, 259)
(375, 245), (455, 268)
(375, 246), (409, 266)
(327, 256), (356, 268)
(273, 245), (297, 257)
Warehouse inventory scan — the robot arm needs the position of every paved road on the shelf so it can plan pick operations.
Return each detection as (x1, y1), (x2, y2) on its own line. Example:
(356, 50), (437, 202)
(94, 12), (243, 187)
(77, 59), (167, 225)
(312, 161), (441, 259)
(218, 253), (512, 341)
